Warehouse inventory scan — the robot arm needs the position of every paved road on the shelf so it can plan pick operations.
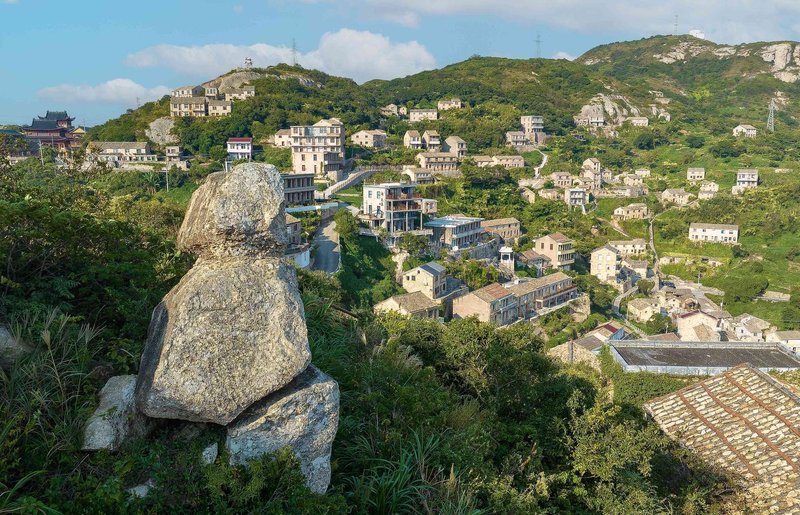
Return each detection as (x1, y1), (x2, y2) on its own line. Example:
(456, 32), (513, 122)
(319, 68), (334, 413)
(311, 218), (340, 274)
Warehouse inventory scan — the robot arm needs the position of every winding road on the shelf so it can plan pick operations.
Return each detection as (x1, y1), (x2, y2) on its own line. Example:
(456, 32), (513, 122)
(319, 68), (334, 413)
(310, 218), (341, 274)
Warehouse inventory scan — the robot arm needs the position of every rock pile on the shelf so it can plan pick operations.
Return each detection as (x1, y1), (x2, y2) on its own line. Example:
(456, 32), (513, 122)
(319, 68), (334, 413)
(83, 163), (339, 494)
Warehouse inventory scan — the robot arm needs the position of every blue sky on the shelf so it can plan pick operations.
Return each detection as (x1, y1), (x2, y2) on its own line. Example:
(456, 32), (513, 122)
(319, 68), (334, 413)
(1, 0), (798, 125)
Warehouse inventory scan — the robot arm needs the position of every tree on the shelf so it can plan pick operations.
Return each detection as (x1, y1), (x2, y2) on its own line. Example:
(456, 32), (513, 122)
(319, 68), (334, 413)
(633, 133), (655, 150)
(686, 134), (705, 148)
(398, 232), (428, 256)
(334, 209), (359, 240)
(637, 280), (654, 295)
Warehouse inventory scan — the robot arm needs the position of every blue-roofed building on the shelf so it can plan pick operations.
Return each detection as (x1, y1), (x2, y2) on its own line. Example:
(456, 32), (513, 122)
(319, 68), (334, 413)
(424, 215), (484, 251)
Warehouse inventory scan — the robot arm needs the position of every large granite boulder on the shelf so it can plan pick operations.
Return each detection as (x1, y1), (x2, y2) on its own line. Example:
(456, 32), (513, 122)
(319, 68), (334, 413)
(135, 257), (311, 425)
(177, 163), (288, 259)
(226, 365), (339, 494)
(83, 375), (150, 451)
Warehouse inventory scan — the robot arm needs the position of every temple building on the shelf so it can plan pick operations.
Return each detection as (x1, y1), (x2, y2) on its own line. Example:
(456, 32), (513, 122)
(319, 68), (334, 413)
(21, 111), (83, 153)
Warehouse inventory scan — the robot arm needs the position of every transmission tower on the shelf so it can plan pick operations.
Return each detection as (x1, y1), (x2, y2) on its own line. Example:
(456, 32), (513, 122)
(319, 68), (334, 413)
(767, 98), (776, 132)
(535, 33), (542, 58)
(291, 38), (298, 66)
(673, 14), (678, 35)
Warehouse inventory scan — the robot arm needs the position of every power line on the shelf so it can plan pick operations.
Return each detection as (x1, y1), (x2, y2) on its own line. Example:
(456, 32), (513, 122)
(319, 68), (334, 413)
(535, 32), (542, 59)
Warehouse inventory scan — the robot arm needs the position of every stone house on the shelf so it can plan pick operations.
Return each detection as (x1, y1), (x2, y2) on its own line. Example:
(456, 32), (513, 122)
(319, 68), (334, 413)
(403, 130), (422, 149)
(172, 85), (204, 97)
(290, 118), (345, 180)
(582, 157), (602, 174)
(350, 129), (387, 149)
(698, 181), (719, 200)
(282, 172), (316, 206)
(688, 223), (739, 244)
(226, 137), (252, 161)
(661, 188), (691, 206)
(613, 203), (649, 220)
(506, 131), (529, 148)
(534, 233), (575, 270)
(89, 141), (157, 165)
(425, 215), (484, 251)
(437, 98), (462, 110)
(550, 172), (573, 188)
(676, 310), (722, 341)
(481, 218), (521, 244)
(409, 109), (438, 122)
(170, 96), (207, 117)
(732, 124), (757, 138)
(381, 104), (400, 117)
(401, 167), (434, 184)
(442, 136), (466, 158)
(538, 189), (561, 201)
(492, 155), (524, 168)
(271, 129), (292, 147)
(622, 174), (644, 187)
(374, 292), (440, 319)
(224, 86), (255, 101)
(608, 238), (648, 256)
(518, 249), (551, 276)
(735, 169), (759, 190)
(208, 99), (233, 117)
(507, 272), (579, 318)
(723, 314), (773, 342)
(627, 117), (649, 127)
(452, 283), (518, 326)
(402, 262), (448, 300)
(627, 297), (660, 323)
(565, 187), (589, 207)
(687, 167), (705, 183)
(286, 213), (302, 246)
(591, 244), (621, 284)
(416, 152), (459, 171)
(422, 130), (441, 151)
(635, 168), (651, 177)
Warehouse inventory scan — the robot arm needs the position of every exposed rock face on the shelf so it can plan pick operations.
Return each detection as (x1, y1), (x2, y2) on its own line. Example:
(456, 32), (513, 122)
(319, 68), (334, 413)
(145, 117), (177, 146)
(0, 326), (30, 369)
(83, 375), (150, 451)
(577, 93), (642, 127)
(136, 257), (310, 424)
(226, 366), (340, 494)
(201, 443), (219, 465)
(178, 164), (288, 259)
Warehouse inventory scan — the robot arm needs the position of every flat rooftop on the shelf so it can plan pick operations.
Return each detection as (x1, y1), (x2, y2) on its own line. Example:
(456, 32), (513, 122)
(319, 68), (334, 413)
(610, 341), (800, 374)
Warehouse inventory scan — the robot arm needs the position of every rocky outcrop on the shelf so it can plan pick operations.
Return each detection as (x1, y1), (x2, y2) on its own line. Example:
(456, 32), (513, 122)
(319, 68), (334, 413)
(128, 162), (337, 492)
(205, 70), (321, 93)
(83, 375), (150, 451)
(577, 93), (641, 127)
(136, 164), (309, 425)
(136, 257), (310, 424)
(227, 366), (339, 494)
(145, 117), (177, 146)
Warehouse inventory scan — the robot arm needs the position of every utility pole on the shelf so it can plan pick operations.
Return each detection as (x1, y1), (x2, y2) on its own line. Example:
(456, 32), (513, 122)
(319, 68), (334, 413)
(535, 32), (542, 59)
(292, 38), (298, 66)
(674, 14), (679, 36)
(767, 97), (776, 132)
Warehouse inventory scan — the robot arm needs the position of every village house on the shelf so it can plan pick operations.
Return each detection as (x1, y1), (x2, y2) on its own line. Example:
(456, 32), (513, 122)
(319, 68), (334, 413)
(226, 137), (253, 161)
(732, 124), (757, 138)
(207, 99), (233, 116)
(538, 189), (561, 201)
(735, 169), (759, 190)
(204, 86), (218, 98)
(548, 320), (625, 368)
(550, 172), (573, 188)
(380, 104), (400, 117)
(271, 129), (292, 147)
(170, 96), (207, 117)
(661, 188), (691, 206)
(453, 283), (518, 326)
(687, 167), (705, 183)
(421, 198), (438, 215)
(422, 130), (441, 151)
(574, 112), (606, 127)
(658, 287), (700, 315)
(521, 115), (545, 144)
(676, 310), (722, 341)
(723, 314), (774, 342)
(627, 297), (660, 323)
(350, 129), (387, 149)
(401, 167), (434, 184)
(565, 187), (589, 207)
(688, 223), (739, 244)
(416, 152), (459, 172)
(622, 174), (644, 187)
(89, 141), (158, 165)
(224, 86), (256, 102)
(362, 182), (422, 237)
(281, 172), (316, 206)
(437, 98), (462, 110)
(626, 117), (649, 127)
(172, 85), (204, 98)
(520, 188), (537, 203)
(505, 131), (529, 148)
(481, 218), (521, 244)
(622, 257), (648, 283)
(518, 249), (551, 277)
(698, 181), (719, 200)
(534, 233), (575, 270)
(285, 214), (302, 246)
(442, 136), (466, 157)
(290, 118), (345, 180)
(767, 330), (800, 354)
(409, 109), (438, 122)
(425, 215), (485, 251)
(492, 155), (525, 169)
(402, 262), (448, 300)
(609, 238), (648, 255)
(613, 203), (649, 220)
(591, 245), (621, 284)
(508, 272), (579, 318)
(635, 168), (651, 177)
(580, 169), (603, 191)
(403, 130), (422, 149)
(374, 292), (440, 320)
(582, 157), (602, 174)
(165, 145), (183, 162)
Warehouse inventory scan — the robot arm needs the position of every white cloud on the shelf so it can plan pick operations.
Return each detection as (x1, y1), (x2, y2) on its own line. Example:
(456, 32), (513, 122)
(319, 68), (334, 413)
(232, 4), (244, 13)
(126, 28), (436, 83)
(310, 0), (800, 44)
(552, 51), (575, 61)
(1, 0), (19, 4)
(37, 79), (171, 104)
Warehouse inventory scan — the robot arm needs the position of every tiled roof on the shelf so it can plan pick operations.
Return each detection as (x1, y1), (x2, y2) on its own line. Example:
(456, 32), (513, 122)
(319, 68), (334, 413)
(519, 249), (550, 261)
(506, 272), (572, 296)
(573, 334), (604, 352)
(547, 232), (571, 242)
(383, 291), (439, 314)
(644, 364), (800, 512)
(285, 213), (300, 224)
(473, 283), (514, 303)
(481, 217), (520, 227)
(90, 141), (148, 150)
(418, 262), (446, 276)
(690, 223), (738, 231)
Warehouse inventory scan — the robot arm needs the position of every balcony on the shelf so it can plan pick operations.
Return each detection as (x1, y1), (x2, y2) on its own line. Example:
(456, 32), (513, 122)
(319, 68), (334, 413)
(386, 193), (421, 200)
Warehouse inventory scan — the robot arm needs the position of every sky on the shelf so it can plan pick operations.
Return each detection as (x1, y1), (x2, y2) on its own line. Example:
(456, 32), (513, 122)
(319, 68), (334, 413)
(2, 0), (800, 125)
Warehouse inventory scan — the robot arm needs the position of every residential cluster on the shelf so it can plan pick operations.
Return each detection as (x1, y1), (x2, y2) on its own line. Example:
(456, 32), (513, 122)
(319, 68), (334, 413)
(169, 84), (255, 118)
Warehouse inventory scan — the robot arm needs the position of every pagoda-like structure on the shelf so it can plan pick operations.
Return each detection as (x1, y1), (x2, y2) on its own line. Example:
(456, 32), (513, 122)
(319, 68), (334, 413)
(22, 111), (83, 153)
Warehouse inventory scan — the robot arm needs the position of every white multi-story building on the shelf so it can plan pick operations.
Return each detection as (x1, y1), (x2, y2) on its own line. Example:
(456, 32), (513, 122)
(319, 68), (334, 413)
(403, 130), (422, 149)
(437, 98), (462, 110)
(409, 109), (438, 122)
(362, 182), (422, 237)
(422, 130), (441, 151)
(733, 124), (757, 138)
(521, 115), (544, 143)
(443, 136), (466, 158)
(687, 167), (705, 182)
(226, 137), (252, 161)
(688, 223), (739, 244)
(350, 129), (387, 149)
(736, 169), (759, 189)
(290, 118), (345, 180)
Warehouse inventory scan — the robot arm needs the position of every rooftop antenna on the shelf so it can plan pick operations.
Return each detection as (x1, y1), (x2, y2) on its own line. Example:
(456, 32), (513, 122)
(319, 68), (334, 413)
(291, 38), (298, 66)
(767, 97), (776, 132)
(535, 32), (542, 59)
(674, 14), (679, 36)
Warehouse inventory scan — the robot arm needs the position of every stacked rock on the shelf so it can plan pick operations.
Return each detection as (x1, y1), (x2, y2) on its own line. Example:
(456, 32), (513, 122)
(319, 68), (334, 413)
(83, 163), (339, 494)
